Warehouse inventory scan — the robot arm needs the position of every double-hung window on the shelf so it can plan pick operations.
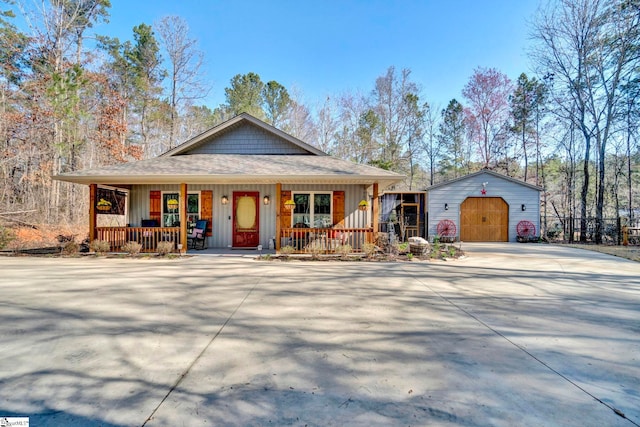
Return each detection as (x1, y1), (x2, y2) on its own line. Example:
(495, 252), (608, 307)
(162, 192), (200, 227)
(292, 192), (332, 228)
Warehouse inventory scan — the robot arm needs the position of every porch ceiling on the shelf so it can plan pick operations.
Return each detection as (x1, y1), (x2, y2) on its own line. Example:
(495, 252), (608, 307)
(53, 154), (405, 189)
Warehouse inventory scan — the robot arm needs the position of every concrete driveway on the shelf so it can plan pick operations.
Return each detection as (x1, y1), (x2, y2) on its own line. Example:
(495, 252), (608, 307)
(0, 243), (638, 426)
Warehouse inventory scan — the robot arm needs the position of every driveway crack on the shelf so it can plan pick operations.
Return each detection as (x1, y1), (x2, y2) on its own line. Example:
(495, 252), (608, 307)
(141, 276), (263, 426)
(404, 266), (639, 426)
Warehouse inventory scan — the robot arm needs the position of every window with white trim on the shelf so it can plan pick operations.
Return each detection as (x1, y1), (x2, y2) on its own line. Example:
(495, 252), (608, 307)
(292, 192), (332, 228)
(162, 192), (200, 227)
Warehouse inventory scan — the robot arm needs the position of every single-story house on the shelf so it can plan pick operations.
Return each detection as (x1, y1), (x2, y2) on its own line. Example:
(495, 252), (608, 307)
(54, 113), (405, 253)
(426, 170), (542, 242)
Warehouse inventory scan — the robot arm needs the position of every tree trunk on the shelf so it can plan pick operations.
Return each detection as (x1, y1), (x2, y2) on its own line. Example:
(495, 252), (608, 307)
(535, 108), (540, 186)
(627, 117), (633, 221)
(170, 65), (178, 148)
(579, 129), (590, 242)
(522, 120), (528, 182)
(595, 136), (605, 244)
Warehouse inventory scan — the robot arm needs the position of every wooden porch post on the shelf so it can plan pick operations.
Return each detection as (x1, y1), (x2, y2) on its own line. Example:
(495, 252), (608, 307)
(275, 183), (282, 251)
(180, 183), (187, 253)
(372, 182), (379, 236)
(89, 183), (97, 242)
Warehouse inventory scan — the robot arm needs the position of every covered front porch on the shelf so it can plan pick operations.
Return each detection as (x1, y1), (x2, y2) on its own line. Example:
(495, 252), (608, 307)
(279, 226), (374, 254)
(95, 226), (182, 253)
(94, 226), (376, 255)
(89, 183), (191, 254)
(89, 182), (381, 255)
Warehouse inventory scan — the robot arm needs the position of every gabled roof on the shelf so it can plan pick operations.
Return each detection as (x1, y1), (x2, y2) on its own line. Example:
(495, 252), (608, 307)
(54, 154), (403, 187)
(161, 112), (326, 157)
(426, 169), (543, 192)
(53, 113), (405, 189)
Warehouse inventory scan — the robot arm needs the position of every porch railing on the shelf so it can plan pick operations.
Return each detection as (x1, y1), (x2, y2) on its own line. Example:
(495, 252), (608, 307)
(280, 227), (374, 254)
(96, 227), (181, 253)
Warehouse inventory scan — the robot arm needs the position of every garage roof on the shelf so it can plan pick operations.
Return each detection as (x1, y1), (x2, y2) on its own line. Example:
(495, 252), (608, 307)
(426, 170), (542, 192)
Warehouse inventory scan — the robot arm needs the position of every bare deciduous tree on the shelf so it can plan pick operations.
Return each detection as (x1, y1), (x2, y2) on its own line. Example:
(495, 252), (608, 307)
(421, 102), (442, 185)
(371, 66), (422, 173)
(315, 96), (338, 154)
(531, 0), (640, 242)
(156, 15), (207, 147)
(462, 67), (513, 170)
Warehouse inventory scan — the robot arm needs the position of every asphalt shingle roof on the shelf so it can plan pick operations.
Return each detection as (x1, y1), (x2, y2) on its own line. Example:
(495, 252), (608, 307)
(55, 154), (404, 187)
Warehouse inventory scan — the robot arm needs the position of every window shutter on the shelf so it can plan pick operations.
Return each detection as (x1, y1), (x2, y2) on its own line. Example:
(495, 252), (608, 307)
(150, 191), (161, 223)
(333, 191), (345, 227)
(280, 190), (291, 229)
(201, 190), (213, 236)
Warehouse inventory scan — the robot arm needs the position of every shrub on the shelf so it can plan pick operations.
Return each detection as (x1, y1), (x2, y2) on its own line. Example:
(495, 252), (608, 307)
(307, 239), (325, 259)
(375, 233), (388, 247)
(279, 245), (295, 259)
(432, 235), (441, 254)
(122, 241), (142, 255)
(362, 242), (377, 258)
(385, 242), (399, 255)
(447, 245), (457, 258)
(407, 253), (414, 261)
(90, 239), (110, 254)
(546, 223), (563, 240)
(61, 241), (79, 255)
(0, 226), (15, 250)
(156, 241), (174, 255)
(335, 243), (352, 259)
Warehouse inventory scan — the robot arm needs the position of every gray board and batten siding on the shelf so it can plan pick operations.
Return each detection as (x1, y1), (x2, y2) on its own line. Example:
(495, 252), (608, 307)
(427, 170), (542, 243)
(183, 122), (311, 155)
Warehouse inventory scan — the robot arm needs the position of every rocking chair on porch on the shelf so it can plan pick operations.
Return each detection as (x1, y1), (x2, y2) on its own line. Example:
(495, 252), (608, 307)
(187, 220), (208, 250)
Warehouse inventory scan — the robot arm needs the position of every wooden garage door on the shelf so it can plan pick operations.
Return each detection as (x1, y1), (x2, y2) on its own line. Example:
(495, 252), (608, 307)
(460, 197), (508, 242)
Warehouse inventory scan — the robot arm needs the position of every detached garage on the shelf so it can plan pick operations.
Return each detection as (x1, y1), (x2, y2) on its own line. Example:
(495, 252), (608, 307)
(426, 170), (542, 242)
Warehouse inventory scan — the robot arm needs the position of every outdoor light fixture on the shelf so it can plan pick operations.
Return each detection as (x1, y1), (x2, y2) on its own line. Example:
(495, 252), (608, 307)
(263, 195), (270, 205)
(221, 195), (229, 205)
(444, 203), (449, 210)
(521, 204), (526, 211)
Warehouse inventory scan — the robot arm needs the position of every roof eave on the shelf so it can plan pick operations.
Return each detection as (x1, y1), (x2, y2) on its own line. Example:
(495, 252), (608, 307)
(426, 170), (543, 191)
(53, 173), (404, 188)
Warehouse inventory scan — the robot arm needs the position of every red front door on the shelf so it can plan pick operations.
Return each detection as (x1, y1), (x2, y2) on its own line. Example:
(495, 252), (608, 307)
(233, 192), (260, 247)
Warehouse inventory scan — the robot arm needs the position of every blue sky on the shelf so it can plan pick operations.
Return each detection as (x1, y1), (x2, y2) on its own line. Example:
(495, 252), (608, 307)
(104, 0), (541, 112)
